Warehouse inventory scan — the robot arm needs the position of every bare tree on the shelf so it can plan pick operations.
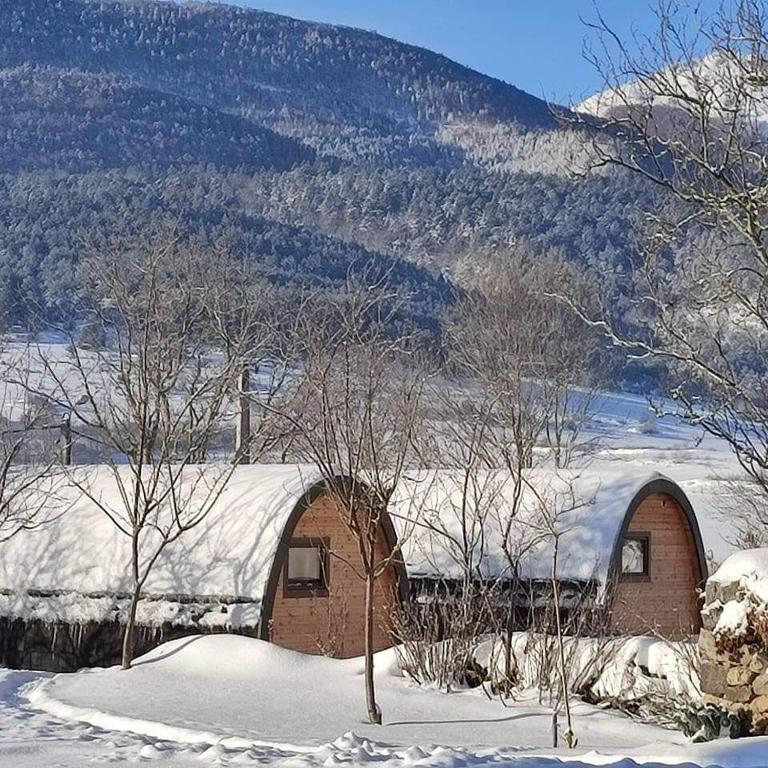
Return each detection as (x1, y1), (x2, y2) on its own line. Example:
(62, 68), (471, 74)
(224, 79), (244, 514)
(0, 345), (68, 542)
(446, 246), (604, 474)
(442, 248), (604, 676)
(29, 229), (289, 668)
(718, 476), (768, 550)
(391, 457), (503, 692)
(563, 1), (768, 516)
(278, 264), (430, 724)
(520, 477), (592, 749)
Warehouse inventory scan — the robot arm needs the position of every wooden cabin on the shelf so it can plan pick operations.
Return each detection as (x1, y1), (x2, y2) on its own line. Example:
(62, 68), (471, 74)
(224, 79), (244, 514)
(0, 465), (706, 671)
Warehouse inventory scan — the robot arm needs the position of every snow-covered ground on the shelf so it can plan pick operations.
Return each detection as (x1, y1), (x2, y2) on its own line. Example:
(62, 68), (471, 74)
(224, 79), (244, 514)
(3, 635), (766, 768)
(0, 340), (759, 765)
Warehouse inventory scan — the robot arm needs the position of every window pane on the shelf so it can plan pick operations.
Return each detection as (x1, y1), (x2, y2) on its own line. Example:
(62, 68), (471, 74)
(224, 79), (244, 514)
(288, 546), (322, 581)
(622, 538), (646, 574)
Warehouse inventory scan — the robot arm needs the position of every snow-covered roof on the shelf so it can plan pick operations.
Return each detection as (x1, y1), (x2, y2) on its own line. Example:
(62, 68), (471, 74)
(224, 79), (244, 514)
(0, 461), (703, 627)
(0, 464), (324, 626)
(392, 465), (685, 585)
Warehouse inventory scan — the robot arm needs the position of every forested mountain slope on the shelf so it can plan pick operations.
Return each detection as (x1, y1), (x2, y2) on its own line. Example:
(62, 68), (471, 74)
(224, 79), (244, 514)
(0, 0), (653, 328)
(0, 0), (556, 165)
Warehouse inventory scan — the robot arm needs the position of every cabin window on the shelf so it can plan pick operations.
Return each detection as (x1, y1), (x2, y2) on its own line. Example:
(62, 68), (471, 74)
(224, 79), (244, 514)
(621, 533), (650, 579)
(284, 539), (329, 596)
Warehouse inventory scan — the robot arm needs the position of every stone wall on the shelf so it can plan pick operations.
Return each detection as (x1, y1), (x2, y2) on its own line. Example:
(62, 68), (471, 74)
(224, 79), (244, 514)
(698, 566), (768, 735)
(0, 617), (259, 672)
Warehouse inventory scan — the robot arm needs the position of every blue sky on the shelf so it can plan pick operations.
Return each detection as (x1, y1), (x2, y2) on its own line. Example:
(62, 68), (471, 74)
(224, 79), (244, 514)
(235, 1), (718, 104)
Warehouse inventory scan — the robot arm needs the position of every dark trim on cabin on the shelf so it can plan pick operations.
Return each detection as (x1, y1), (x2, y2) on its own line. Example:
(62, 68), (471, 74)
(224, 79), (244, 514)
(606, 478), (708, 588)
(258, 476), (409, 641)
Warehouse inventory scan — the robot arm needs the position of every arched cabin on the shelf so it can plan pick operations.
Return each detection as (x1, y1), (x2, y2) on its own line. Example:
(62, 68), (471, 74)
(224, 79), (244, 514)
(0, 464), (707, 671)
(393, 469), (707, 639)
(0, 465), (404, 670)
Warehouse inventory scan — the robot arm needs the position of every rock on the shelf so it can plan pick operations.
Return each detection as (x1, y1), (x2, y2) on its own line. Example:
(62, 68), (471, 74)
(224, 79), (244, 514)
(724, 684), (753, 703)
(705, 581), (720, 605)
(740, 644), (762, 666)
(749, 655), (767, 674)
(727, 667), (756, 686)
(718, 581), (743, 603)
(702, 606), (723, 632)
(725, 644), (758, 668)
(754, 673), (768, 696)
(752, 716), (768, 736)
(749, 702), (768, 735)
(698, 628), (737, 663)
(700, 661), (729, 695)
(746, 695), (768, 734)
(699, 629), (718, 660)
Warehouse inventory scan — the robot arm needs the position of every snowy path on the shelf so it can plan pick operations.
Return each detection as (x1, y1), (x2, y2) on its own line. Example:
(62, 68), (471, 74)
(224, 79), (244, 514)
(29, 636), (685, 753)
(0, 668), (296, 766)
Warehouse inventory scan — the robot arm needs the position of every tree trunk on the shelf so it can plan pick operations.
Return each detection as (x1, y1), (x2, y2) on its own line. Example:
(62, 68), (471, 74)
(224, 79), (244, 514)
(121, 582), (141, 670)
(551, 537), (575, 748)
(364, 570), (381, 724)
(503, 619), (513, 685)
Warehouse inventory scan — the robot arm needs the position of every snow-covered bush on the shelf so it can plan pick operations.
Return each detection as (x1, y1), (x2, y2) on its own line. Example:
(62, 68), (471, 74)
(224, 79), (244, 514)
(392, 585), (494, 691)
(476, 633), (698, 710)
(394, 627), (699, 731)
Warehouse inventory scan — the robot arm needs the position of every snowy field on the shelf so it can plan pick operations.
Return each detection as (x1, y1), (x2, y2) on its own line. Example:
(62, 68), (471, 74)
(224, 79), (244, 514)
(2, 635), (767, 768)
(0, 339), (748, 563)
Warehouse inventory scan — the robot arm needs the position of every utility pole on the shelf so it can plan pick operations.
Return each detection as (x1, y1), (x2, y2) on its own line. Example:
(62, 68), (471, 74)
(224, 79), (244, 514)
(235, 364), (251, 464)
(60, 412), (72, 466)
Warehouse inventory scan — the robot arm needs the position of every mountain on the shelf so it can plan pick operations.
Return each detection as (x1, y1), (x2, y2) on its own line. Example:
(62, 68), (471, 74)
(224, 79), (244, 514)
(577, 52), (768, 137)
(0, 0), (652, 329)
(0, 0), (556, 167)
(0, 66), (314, 172)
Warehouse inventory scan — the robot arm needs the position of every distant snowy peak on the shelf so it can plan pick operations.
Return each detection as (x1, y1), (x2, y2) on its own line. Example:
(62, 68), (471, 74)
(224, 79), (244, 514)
(577, 51), (768, 135)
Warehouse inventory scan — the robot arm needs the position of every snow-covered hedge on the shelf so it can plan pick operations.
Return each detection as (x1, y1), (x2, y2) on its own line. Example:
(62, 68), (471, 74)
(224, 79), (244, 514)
(475, 633), (698, 701)
(0, 591), (261, 629)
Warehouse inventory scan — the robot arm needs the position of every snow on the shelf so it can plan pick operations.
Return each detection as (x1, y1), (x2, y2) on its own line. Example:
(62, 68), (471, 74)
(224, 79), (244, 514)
(714, 600), (750, 637)
(577, 51), (768, 135)
(0, 635), (763, 768)
(708, 549), (768, 638)
(0, 590), (262, 628)
(11, 635), (694, 753)
(476, 634), (699, 702)
(0, 463), (324, 627)
(711, 549), (768, 604)
(393, 466), (673, 586)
